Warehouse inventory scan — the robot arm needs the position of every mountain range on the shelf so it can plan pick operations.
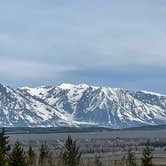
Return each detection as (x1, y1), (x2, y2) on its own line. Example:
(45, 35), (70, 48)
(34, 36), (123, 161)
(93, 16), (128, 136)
(0, 83), (166, 128)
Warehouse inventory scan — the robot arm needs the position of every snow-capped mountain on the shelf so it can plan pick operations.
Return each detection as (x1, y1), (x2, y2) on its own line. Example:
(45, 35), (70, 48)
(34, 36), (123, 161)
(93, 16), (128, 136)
(0, 83), (166, 128)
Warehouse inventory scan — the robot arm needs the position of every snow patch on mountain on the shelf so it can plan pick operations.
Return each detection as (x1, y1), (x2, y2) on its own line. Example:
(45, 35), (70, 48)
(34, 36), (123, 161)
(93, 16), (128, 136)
(1, 83), (166, 128)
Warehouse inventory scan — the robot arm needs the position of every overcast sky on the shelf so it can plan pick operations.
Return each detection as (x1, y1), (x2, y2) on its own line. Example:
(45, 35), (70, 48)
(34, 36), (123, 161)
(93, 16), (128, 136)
(0, 0), (166, 93)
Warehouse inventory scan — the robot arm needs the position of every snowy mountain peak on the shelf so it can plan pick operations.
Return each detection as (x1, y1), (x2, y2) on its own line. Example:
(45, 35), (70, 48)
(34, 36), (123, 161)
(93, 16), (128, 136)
(58, 83), (91, 90)
(0, 83), (166, 128)
(58, 83), (76, 90)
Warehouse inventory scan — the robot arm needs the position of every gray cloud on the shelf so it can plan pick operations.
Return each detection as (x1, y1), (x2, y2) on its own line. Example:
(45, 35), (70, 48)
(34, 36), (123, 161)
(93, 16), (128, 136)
(0, 0), (166, 91)
(0, 58), (75, 79)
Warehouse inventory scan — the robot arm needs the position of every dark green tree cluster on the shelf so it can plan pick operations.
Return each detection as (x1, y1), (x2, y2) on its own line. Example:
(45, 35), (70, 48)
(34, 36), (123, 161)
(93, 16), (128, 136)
(126, 149), (137, 166)
(0, 127), (10, 166)
(141, 144), (153, 166)
(9, 141), (27, 166)
(39, 143), (50, 166)
(27, 145), (36, 166)
(61, 136), (81, 166)
(0, 148), (7, 166)
(94, 156), (103, 166)
(0, 128), (82, 166)
(0, 127), (10, 154)
(0, 128), (27, 166)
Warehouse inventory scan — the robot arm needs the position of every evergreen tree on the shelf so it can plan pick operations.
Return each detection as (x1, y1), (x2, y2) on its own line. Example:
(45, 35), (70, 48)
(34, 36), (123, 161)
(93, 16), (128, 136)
(0, 127), (10, 154)
(9, 141), (27, 166)
(62, 135), (81, 166)
(141, 144), (153, 166)
(27, 145), (36, 166)
(94, 155), (102, 166)
(126, 149), (137, 166)
(48, 152), (54, 166)
(39, 143), (49, 166)
(0, 148), (7, 166)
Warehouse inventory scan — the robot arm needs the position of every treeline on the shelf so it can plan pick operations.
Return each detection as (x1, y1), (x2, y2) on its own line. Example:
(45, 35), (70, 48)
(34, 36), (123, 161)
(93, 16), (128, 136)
(4, 127), (113, 134)
(0, 128), (154, 166)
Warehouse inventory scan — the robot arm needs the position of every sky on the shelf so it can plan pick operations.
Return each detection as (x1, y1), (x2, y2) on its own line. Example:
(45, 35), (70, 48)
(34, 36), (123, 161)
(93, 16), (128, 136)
(0, 0), (166, 93)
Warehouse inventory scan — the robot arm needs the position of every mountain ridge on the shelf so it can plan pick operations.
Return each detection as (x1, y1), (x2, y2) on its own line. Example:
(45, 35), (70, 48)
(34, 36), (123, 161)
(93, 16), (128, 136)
(0, 83), (166, 128)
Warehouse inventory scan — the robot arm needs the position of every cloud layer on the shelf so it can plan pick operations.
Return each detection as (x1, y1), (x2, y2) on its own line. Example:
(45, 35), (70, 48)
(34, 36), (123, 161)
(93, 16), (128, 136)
(0, 0), (166, 92)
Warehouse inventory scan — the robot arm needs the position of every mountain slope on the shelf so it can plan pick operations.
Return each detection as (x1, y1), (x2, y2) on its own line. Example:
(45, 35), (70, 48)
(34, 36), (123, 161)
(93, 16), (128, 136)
(0, 83), (166, 128)
(0, 83), (79, 127)
(17, 83), (166, 128)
